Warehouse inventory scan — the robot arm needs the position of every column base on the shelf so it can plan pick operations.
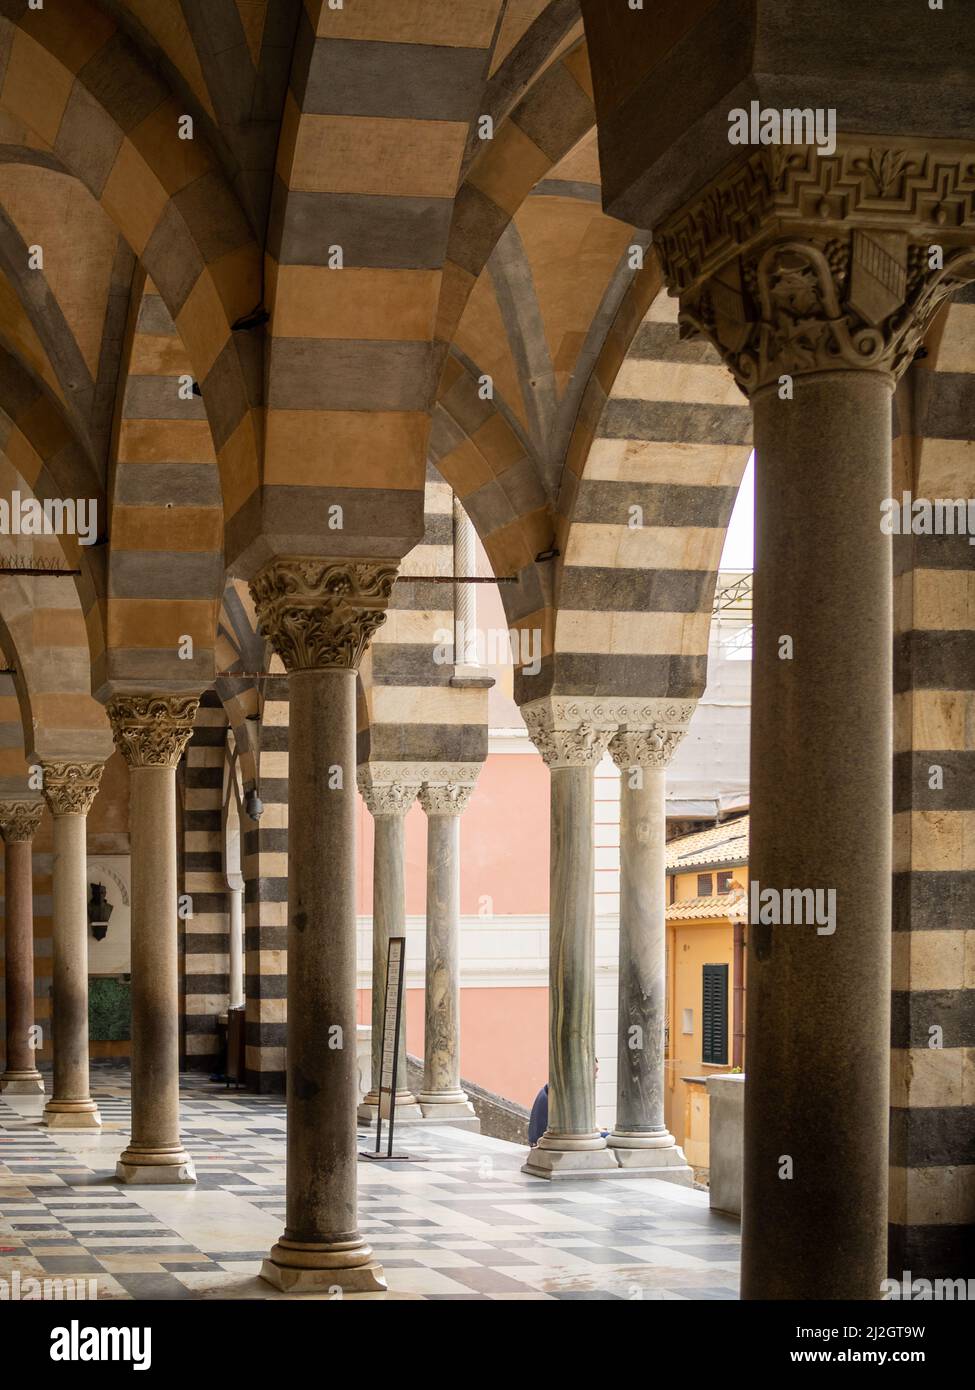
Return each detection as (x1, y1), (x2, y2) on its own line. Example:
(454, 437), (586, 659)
(43, 1098), (101, 1129)
(260, 1237), (386, 1294)
(116, 1145), (197, 1184)
(522, 1135), (619, 1180)
(357, 1093), (423, 1122)
(418, 1091), (477, 1120)
(606, 1133), (694, 1183)
(1, 1070), (45, 1095)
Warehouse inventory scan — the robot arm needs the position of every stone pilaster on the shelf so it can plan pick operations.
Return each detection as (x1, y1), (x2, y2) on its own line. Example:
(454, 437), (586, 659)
(252, 557), (395, 1294)
(357, 774), (421, 1120)
(41, 762), (103, 1129)
(656, 142), (975, 1298)
(607, 721), (693, 1183)
(107, 694), (199, 1184)
(521, 699), (616, 1178)
(417, 780), (478, 1121)
(0, 799), (45, 1094)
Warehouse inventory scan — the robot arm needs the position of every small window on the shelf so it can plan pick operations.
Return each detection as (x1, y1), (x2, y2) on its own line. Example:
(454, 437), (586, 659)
(716, 871), (734, 895)
(682, 1008), (694, 1035)
(702, 964), (729, 1065)
(697, 873), (713, 896)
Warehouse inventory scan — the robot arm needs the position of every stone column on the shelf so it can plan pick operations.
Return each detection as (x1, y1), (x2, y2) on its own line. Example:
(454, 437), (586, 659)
(521, 701), (617, 1177)
(41, 762), (103, 1128)
(655, 146), (975, 1297)
(417, 781), (477, 1119)
(0, 799), (45, 1094)
(608, 719), (692, 1181)
(252, 557), (395, 1293)
(107, 694), (199, 1183)
(356, 774), (421, 1121)
(227, 875), (244, 1010)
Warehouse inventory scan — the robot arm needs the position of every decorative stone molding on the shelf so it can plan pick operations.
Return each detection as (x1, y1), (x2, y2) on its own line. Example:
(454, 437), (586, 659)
(0, 798), (44, 842)
(107, 694), (200, 769)
(418, 782), (476, 816)
(363, 760), (481, 787)
(609, 726), (687, 771)
(656, 141), (975, 393)
(250, 557), (398, 672)
(357, 775), (419, 818)
(522, 701), (612, 770)
(41, 763), (103, 816)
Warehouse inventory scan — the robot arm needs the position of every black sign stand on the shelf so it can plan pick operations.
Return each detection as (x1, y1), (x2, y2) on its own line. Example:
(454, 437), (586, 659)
(359, 935), (422, 1162)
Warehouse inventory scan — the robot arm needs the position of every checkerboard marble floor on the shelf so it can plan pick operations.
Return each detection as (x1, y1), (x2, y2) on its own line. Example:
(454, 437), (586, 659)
(0, 1067), (741, 1300)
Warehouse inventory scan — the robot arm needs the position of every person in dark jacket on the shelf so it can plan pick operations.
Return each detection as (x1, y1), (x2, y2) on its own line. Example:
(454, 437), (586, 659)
(528, 1083), (548, 1146)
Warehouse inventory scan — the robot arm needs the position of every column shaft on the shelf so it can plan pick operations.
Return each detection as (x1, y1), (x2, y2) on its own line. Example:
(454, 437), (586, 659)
(228, 885), (244, 1010)
(361, 813), (419, 1116)
(117, 764), (194, 1182)
(607, 761), (689, 1179)
(418, 809), (474, 1117)
(262, 668), (383, 1290)
(44, 810), (100, 1127)
(743, 371), (892, 1299)
(2, 835), (43, 1092)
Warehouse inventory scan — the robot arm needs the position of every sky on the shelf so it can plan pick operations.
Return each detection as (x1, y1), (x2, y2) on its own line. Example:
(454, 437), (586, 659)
(719, 452), (754, 570)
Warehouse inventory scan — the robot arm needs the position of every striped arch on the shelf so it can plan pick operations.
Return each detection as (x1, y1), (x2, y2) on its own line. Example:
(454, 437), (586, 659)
(357, 465), (488, 768)
(0, 0), (262, 565)
(102, 272), (223, 694)
(0, 344), (107, 670)
(255, 0), (508, 572)
(546, 285), (752, 701)
(890, 288), (975, 1276)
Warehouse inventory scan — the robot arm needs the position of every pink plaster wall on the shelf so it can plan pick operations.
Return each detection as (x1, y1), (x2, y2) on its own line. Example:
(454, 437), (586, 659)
(358, 985), (548, 1110)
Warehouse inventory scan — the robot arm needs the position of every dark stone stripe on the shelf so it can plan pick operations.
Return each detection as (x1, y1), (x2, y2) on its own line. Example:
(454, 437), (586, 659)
(892, 531), (975, 576)
(389, 579), (455, 612)
(894, 631), (975, 693)
(259, 725), (289, 753)
(183, 1014), (224, 1035)
(419, 512), (453, 547)
(184, 767), (222, 790)
(533, 178), (600, 202)
(109, 551), (224, 600)
(600, 399), (752, 446)
(573, 479), (739, 528)
(182, 933), (228, 953)
(188, 724), (227, 747)
(513, 56), (593, 163)
(136, 294), (176, 336)
(516, 652), (707, 704)
(123, 376), (207, 420)
(243, 828), (288, 855)
(270, 182), (453, 270)
(244, 877), (288, 904)
(887, 1222), (975, 1280)
(115, 463), (222, 507)
(916, 369), (975, 440)
(892, 870), (975, 931)
(268, 338), (437, 412)
(184, 974), (229, 995)
(184, 893), (226, 915)
(370, 644), (455, 686)
(184, 851), (222, 873)
(893, 750), (975, 812)
(629, 320), (722, 364)
(244, 925), (288, 953)
(247, 1070), (286, 1094)
(891, 990), (975, 1048)
(559, 565), (716, 614)
(184, 812), (222, 832)
(246, 1021), (286, 1044)
(359, 723), (488, 764)
(302, 38), (488, 121)
(889, 1105), (975, 1168)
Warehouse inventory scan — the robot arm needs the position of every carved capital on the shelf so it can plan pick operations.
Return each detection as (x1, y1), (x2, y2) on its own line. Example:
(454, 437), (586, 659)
(358, 776), (419, 818)
(107, 694), (200, 769)
(418, 782), (476, 816)
(41, 763), (103, 816)
(0, 798), (44, 842)
(522, 704), (612, 770)
(610, 725), (686, 770)
(657, 141), (975, 393)
(250, 557), (397, 672)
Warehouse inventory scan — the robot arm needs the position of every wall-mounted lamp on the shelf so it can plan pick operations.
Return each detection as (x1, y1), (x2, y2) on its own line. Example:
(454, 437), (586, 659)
(87, 882), (113, 941)
(244, 788), (264, 820)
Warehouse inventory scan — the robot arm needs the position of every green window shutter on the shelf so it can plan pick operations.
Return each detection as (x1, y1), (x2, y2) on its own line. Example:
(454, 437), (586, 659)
(702, 963), (729, 1065)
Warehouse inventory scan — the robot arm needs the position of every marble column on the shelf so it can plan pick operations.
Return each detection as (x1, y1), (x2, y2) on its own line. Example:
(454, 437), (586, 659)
(607, 724), (693, 1179)
(0, 798), (45, 1093)
(252, 557), (395, 1293)
(227, 876), (244, 1010)
(521, 703), (617, 1177)
(108, 695), (199, 1183)
(41, 762), (103, 1128)
(656, 179), (975, 1294)
(357, 775), (421, 1120)
(417, 781), (477, 1119)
